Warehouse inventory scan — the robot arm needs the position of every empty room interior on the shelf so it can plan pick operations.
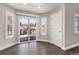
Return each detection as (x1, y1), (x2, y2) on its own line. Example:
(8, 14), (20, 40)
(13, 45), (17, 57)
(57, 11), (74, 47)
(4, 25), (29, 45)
(0, 3), (79, 55)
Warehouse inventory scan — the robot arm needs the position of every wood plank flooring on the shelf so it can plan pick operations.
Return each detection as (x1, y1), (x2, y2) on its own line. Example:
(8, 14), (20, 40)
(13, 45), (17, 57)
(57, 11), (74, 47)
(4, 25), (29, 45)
(0, 41), (79, 55)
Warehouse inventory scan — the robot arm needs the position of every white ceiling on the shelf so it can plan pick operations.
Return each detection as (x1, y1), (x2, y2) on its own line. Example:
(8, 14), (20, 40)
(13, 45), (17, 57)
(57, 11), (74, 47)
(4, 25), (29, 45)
(6, 3), (63, 14)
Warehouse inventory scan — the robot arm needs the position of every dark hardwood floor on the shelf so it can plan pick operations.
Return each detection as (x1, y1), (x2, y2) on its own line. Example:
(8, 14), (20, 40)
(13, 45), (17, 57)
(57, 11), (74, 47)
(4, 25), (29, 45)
(0, 41), (79, 55)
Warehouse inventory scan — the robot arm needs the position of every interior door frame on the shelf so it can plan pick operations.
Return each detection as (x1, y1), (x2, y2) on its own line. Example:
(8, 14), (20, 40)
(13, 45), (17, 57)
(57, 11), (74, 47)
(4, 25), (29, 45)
(18, 15), (38, 43)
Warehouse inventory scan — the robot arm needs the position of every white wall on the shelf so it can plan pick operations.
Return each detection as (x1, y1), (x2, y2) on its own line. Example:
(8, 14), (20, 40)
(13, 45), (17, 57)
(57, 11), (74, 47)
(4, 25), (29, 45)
(0, 4), (19, 51)
(0, 4), (39, 51)
(47, 7), (65, 48)
(65, 3), (79, 49)
(36, 5), (65, 49)
(2, 3), (79, 51)
(15, 3), (79, 50)
(0, 3), (66, 51)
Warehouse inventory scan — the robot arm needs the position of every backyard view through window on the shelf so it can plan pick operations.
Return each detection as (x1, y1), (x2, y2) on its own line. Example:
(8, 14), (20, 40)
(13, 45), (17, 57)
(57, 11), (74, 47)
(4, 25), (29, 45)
(20, 16), (36, 42)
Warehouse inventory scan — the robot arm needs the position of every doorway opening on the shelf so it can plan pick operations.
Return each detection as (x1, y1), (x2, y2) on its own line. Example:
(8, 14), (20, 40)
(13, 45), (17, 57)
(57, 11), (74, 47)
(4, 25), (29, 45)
(19, 16), (37, 42)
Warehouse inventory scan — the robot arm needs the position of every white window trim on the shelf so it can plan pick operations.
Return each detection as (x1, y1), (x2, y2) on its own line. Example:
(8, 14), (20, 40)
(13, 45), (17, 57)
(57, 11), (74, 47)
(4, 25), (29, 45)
(5, 11), (14, 39)
(74, 13), (79, 33)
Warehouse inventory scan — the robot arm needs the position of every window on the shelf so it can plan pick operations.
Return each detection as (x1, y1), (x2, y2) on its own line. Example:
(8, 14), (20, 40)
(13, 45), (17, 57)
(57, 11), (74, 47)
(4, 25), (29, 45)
(41, 17), (47, 35)
(75, 14), (79, 33)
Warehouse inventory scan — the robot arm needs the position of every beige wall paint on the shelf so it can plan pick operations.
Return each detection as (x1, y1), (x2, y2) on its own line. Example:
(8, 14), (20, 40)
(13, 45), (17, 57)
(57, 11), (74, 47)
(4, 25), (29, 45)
(65, 3), (79, 47)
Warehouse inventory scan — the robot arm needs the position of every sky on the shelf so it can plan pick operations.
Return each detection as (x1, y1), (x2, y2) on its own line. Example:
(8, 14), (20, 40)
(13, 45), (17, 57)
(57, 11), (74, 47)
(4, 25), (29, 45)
(20, 16), (36, 25)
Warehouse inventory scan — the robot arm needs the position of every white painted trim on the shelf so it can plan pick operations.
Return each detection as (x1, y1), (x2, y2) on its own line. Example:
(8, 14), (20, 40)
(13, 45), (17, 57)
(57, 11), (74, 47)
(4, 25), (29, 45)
(16, 12), (39, 17)
(37, 39), (62, 48)
(61, 5), (65, 51)
(36, 17), (39, 41)
(0, 42), (19, 51)
(18, 16), (38, 42)
(37, 39), (79, 51)
(5, 11), (14, 39)
(1, 39), (78, 51)
(37, 39), (50, 43)
(50, 40), (62, 48)
(61, 43), (79, 51)
(74, 13), (79, 33)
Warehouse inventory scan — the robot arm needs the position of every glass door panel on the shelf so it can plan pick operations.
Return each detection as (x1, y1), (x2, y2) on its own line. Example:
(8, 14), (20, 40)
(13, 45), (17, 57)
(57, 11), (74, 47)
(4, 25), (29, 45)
(29, 17), (36, 41)
(20, 16), (29, 42)
(19, 16), (37, 42)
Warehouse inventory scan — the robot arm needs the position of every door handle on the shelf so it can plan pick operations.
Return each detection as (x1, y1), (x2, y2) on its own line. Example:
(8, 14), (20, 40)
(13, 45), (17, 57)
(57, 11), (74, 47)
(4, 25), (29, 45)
(59, 30), (61, 32)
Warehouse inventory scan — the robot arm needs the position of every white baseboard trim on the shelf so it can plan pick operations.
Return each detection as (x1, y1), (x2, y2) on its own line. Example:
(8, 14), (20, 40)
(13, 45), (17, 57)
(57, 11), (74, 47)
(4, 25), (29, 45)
(36, 39), (50, 43)
(37, 39), (79, 51)
(37, 39), (62, 48)
(61, 43), (79, 51)
(0, 42), (19, 51)
(1, 39), (78, 51)
(49, 40), (62, 48)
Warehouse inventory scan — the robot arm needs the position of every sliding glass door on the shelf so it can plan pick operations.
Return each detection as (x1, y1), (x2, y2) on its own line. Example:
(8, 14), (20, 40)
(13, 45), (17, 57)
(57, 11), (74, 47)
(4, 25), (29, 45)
(19, 16), (36, 42)
(29, 17), (36, 41)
